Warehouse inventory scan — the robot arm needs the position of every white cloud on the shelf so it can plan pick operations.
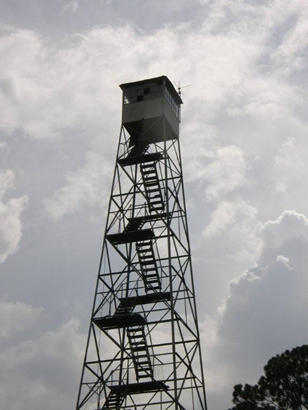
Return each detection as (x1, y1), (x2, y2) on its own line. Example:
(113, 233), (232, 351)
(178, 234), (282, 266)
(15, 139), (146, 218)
(0, 28), (121, 140)
(271, 3), (308, 76)
(203, 199), (257, 238)
(63, 0), (79, 13)
(0, 0), (306, 148)
(202, 199), (262, 270)
(0, 13), (276, 142)
(0, 169), (27, 263)
(0, 299), (85, 410)
(205, 209), (308, 409)
(273, 137), (305, 193)
(45, 151), (112, 219)
(0, 1), (308, 409)
(0, 299), (43, 339)
(195, 199), (261, 316)
(202, 199), (261, 268)
(260, 210), (308, 266)
(202, 146), (247, 201)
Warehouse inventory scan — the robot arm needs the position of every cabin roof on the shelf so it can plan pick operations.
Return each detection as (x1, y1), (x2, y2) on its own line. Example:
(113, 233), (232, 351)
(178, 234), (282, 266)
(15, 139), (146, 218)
(120, 75), (183, 105)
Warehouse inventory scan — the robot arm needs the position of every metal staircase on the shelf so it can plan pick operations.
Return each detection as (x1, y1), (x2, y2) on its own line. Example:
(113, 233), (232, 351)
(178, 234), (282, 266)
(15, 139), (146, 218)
(136, 240), (161, 292)
(124, 217), (145, 232)
(128, 141), (149, 159)
(102, 389), (126, 409)
(114, 301), (134, 316)
(127, 325), (153, 380)
(140, 162), (164, 213)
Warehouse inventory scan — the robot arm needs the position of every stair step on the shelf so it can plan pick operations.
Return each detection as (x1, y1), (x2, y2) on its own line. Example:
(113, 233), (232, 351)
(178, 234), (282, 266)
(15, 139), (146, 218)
(140, 260), (156, 266)
(141, 266), (157, 271)
(127, 333), (144, 338)
(128, 334), (144, 339)
(136, 240), (152, 246)
(140, 162), (155, 168)
(134, 360), (150, 364)
(147, 189), (160, 194)
(139, 255), (153, 260)
(149, 199), (164, 205)
(144, 182), (160, 188)
(141, 168), (156, 174)
(136, 244), (152, 249)
(140, 161), (155, 165)
(137, 244), (152, 249)
(141, 269), (157, 274)
(144, 275), (159, 280)
(143, 179), (159, 186)
(128, 335), (145, 339)
(137, 250), (152, 255)
(131, 344), (147, 349)
(142, 169), (157, 175)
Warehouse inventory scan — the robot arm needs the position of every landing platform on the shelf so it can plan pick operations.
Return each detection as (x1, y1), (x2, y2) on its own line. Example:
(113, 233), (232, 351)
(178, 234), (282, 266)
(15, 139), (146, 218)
(93, 313), (146, 330)
(109, 380), (169, 394)
(120, 292), (171, 307)
(107, 229), (154, 245)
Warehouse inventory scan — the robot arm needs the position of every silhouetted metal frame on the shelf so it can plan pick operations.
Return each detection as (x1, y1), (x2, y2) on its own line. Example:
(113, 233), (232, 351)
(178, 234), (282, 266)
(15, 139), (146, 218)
(76, 99), (207, 409)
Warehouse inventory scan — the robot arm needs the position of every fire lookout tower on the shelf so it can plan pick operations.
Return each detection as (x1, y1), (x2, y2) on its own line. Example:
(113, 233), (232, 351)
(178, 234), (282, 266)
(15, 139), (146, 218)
(76, 75), (207, 409)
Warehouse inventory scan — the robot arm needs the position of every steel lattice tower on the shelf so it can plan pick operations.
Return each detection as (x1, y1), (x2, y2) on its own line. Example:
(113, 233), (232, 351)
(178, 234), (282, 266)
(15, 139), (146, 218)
(76, 76), (207, 409)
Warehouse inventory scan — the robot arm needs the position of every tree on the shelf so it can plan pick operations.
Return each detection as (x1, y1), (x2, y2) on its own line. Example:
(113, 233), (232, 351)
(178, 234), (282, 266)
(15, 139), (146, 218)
(229, 344), (308, 410)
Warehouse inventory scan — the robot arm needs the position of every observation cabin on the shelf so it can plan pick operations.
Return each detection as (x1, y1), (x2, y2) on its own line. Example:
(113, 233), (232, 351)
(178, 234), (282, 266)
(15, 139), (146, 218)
(120, 75), (183, 145)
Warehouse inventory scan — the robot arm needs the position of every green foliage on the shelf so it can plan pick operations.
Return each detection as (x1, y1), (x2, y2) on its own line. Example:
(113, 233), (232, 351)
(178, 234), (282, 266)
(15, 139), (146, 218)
(229, 345), (308, 410)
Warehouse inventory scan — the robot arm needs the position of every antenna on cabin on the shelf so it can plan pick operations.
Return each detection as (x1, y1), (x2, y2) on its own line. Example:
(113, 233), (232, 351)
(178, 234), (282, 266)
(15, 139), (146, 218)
(177, 81), (191, 97)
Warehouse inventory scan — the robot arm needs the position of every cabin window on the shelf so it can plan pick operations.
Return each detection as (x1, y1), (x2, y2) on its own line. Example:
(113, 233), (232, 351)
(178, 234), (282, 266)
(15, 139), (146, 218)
(124, 84), (163, 104)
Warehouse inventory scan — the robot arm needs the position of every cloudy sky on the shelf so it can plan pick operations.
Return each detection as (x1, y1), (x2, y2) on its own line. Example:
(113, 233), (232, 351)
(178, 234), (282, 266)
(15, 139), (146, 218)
(0, 0), (308, 409)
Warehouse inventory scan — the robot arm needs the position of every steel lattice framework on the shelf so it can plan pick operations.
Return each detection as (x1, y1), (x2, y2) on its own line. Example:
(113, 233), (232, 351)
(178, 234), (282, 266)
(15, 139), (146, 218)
(76, 76), (207, 410)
